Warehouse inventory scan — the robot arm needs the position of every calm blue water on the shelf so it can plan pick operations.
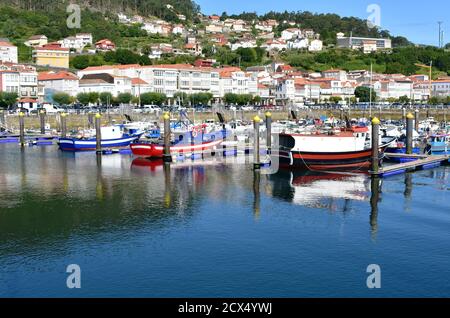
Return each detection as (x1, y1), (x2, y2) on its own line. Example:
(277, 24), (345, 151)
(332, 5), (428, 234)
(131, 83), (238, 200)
(0, 144), (449, 297)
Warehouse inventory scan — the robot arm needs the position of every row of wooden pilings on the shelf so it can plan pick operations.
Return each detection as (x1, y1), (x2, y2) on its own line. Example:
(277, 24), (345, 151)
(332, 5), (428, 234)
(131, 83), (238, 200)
(15, 110), (100, 150)
(371, 112), (416, 174)
(160, 111), (273, 170)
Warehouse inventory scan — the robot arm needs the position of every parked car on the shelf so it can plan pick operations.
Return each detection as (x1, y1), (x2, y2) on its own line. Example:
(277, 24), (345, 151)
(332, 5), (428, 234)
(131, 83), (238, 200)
(137, 105), (161, 114)
(40, 103), (64, 114)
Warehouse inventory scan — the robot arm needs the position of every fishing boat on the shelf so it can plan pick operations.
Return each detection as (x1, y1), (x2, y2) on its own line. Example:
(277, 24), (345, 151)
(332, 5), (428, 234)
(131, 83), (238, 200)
(130, 129), (228, 159)
(58, 126), (142, 151)
(275, 126), (395, 170)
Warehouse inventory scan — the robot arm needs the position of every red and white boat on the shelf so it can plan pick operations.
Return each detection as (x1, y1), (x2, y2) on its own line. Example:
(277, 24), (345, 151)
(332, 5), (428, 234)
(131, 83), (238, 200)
(131, 130), (227, 158)
(275, 126), (395, 170)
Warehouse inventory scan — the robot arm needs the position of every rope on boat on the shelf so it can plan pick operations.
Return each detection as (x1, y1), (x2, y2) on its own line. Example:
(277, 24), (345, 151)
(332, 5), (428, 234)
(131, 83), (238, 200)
(293, 149), (375, 174)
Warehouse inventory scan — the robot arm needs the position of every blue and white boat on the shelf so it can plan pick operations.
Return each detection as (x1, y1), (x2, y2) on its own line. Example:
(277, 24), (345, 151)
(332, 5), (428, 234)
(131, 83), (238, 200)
(59, 126), (142, 151)
(427, 134), (449, 155)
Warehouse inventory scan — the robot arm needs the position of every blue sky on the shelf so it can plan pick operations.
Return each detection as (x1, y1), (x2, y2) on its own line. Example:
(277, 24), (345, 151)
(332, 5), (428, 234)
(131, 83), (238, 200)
(195, 0), (449, 45)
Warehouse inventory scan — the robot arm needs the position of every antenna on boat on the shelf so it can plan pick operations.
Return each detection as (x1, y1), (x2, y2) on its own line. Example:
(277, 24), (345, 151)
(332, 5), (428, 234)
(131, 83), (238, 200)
(124, 114), (133, 122)
(291, 110), (298, 120)
(344, 115), (352, 129)
(216, 112), (225, 124)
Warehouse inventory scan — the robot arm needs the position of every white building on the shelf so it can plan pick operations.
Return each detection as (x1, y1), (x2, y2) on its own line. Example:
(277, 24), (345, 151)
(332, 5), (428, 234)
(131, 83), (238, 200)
(308, 39), (323, 52)
(38, 71), (79, 97)
(172, 24), (185, 35)
(371, 79), (414, 100)
(79, 73), (132, 97)
(229, 40), (257, 51)
(76, 33), (93, 46)
(58, 36), (84, 51)
(432, 79), (450, 98)
(25, 35), (48, 48)
(0, 41), (18, 63)
(337, 35), (392, 52)
(205, 24), (223, 33)
(287, 38), (309, 50)
(142, 22), (163, 35)
(281, 28), (302, 41)
(0, 63), (38, 100)
(77, 64), (259, 103)
(262, 39), (287, 51)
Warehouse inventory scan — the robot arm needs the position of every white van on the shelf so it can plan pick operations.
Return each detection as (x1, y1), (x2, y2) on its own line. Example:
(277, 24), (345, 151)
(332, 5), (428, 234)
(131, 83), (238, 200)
(142, 105), (162, 114)
(41, 103), (63, 114)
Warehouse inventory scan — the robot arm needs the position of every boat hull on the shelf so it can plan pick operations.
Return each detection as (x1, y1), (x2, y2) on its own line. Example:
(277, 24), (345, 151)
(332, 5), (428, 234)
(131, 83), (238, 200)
(277, 148), (376, 170)
(131, 139), (224, 158)
(276, 141), (393, 171)
(59, 135), (140, 152)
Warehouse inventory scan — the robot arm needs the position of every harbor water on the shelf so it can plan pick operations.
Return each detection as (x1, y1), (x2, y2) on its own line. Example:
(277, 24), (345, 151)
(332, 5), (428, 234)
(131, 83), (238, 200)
(0, 143), (449, 297)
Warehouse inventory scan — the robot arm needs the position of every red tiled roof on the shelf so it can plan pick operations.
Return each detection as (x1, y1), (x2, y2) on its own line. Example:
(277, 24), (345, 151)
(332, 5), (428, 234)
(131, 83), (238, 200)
(36, 44), (69, 51)
(82, 64), (141, 71)
(38, 71), (78, 81)
(131, 77), (148, 85)
(0, 41), (15, 47)
(18, 98), (37, 103)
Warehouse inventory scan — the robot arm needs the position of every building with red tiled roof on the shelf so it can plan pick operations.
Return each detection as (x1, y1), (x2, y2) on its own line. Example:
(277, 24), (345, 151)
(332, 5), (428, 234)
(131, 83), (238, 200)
(0, 40), (17, 63)
(95, 39), (116, 51)
(38, 71), (79, 98)
(33, 44), (70, 68)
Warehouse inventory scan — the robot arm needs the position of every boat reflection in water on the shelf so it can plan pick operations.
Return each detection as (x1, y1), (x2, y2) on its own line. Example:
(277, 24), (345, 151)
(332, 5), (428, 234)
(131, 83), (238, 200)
(269, 170), (371, 211)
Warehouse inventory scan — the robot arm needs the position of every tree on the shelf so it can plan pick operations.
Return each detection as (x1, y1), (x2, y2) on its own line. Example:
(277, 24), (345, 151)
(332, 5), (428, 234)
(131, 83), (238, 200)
(189, 92), (213, 106)
(114, 49), (140, 65)
(224, 93), (238, 105)
(236, 47), (258, 64)
(398, 95), (410, 104)
(88, 92), (100, 104)
(71, 55), (90, 69)
(174, 92), (189, 105)
(140, 92), (167, 106)
(52, 92), (72, 105)
(77, 93), (90, 106)
(329, 96), (343, 104)
(0, 92), (18, 109)
(252, 95), (262, 105)
(117, 92), (133, 104)
(429, 97), (440, 105)
(236, 94), (253, 105)
(99, 92), (113, 105)
(355, 86), (376, 102)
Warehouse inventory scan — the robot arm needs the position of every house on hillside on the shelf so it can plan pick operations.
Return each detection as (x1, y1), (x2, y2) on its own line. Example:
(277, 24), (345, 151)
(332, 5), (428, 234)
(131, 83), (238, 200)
(95, 39), (116, 52)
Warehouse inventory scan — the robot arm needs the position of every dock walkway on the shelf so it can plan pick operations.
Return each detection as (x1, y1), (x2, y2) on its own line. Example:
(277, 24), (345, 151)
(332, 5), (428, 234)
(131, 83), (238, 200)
(372, 154), (450, 177)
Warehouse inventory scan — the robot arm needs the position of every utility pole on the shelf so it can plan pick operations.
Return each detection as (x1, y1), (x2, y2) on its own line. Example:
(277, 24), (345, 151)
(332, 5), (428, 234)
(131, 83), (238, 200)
(369, 62), (373, 118)
(429, 60), (433, 100)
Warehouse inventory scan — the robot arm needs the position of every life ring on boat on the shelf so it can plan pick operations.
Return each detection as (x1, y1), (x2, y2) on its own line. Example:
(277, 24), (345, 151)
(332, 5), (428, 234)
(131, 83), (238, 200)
(192, 130), (198, 138)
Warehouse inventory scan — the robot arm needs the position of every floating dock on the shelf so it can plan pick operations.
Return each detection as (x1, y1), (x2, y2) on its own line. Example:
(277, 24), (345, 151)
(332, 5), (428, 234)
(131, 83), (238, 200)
(371, 153), (450, 177)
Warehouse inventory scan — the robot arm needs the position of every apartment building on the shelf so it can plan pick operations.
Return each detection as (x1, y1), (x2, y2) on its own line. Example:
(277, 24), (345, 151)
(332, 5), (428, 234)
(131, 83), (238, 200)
(371, 79), (413, 100)
(38, 71), (79, 97)
(0, 41), (18, 64)
(432, 79), (450, 98)
(33, 43), (70, 69)
(78, 64), (257, 103)
(78, 73), (132, 96)
(0, 63), (38, 99)
(25, 35), (48, 48)
(336, 33), (392, 52)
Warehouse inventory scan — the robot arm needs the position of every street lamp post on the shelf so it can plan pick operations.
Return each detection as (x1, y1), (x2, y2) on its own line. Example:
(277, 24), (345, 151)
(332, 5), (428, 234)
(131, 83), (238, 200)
(137, 70), (142, 108)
